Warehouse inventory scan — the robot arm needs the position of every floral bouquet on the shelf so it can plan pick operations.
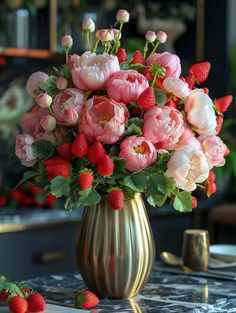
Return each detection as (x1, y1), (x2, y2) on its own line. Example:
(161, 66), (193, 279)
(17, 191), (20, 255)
(15, 9), (232, 212)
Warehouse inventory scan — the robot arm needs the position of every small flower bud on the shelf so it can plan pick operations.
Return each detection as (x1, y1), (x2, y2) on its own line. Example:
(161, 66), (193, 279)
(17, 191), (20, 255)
(116, 9), (130, 23)
(156, 31), (167, 43)
(96, 29), (114, 42)
(61, 35), (73, 49)
(145, 30), (156, 43)
(36, 93), (52, 108)
(82, 16), (95, 33)
(67, 54), (80, 70)
(112, 29), (121, 41)
(40, 115), (56, 131)
(56, 76), (68, 90)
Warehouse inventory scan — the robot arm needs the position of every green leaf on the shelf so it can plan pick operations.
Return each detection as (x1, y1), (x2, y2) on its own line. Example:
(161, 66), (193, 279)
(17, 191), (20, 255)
(64, 196), (80, 211)
(130, 63), (145, 72)
(14, 171), (37, 189)
(32, 140), (55, 160)
(78, 187), (101, 206)
(150, 172), (176, 196)
(120, 61), (130, 70)
(0, 281), (24, 297)
(126, 117), (144, 128)
(146, 193), (167, 207)
(109, 145), (120, 156)
(154, 88), (167, 106)
(173, 191), (193, 212)
(123, 172), (148, 192)
(123, 186), (136, 200)
(123, 123), (142, 137)
(50, 176), (70, 198)
(113, 157), (127, 171)
(39, 75), (57, 96)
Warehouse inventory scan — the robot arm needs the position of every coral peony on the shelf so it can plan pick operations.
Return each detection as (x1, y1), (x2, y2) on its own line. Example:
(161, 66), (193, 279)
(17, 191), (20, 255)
(15, 134), (36, 167)
(72, 51), (120, 90)
(107, 70), (149, 104)
(143, 106), (184, 149)
(79, 96), (129, 144)
(119, 136), (157, 172)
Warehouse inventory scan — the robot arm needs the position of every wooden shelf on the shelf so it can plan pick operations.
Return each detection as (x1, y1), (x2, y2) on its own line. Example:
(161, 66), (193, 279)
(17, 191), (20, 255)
(0, 48), (53, 59)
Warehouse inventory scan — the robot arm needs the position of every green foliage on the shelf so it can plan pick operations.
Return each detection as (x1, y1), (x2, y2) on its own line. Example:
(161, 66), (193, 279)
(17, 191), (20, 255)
(32, 140), (55, 160)
(123, 172), (148, 192)
(78, 187), (101, 206)
(39, 76), (57, 96)
(50, 176), (70, 198)
(154, 88), (167, 106)
(173, 191), (193, 212)
(123, 123), (142, 137)
(14, 171), (37, 189)
(65, 196), (80, 212)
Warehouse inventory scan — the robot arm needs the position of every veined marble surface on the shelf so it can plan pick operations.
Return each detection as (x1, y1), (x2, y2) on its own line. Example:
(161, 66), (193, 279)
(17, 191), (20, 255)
(26, 263), (236, 313)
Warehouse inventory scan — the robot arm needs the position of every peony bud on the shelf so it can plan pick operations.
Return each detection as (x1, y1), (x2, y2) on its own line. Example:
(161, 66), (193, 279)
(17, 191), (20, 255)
(156, 31), (167, 43)
(96, 29), (114, 42)
(145, 30), (156, 43)
(61, 35), (73, 49)
(82, 16), (95, 33)
(67, 54), (80, 70)
(112, 29), (121, 41)
(40, 115), (56, 131)
(56, 76), (68, 90)
(36, 93), (52, 108)
(116, 9), (130, 23)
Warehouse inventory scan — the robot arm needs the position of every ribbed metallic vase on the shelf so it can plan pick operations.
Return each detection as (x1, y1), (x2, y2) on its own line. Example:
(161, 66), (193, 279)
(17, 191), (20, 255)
(76, 193), (155, 298)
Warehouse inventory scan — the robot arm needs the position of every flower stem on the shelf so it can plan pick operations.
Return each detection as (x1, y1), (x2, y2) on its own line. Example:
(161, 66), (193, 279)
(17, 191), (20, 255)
(143, 41), (149, 58)
(150, 40), (160, 55)
(151, 71), (158, 87)
(86, 30), (91, 51)
(92, 39), (100, 53)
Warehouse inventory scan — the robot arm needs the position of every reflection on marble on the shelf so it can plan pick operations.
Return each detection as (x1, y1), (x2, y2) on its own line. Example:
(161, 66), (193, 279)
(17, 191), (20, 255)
(27, 263), (236, 313)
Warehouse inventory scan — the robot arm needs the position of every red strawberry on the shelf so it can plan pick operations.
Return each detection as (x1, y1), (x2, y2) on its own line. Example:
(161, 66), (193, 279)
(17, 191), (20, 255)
(143, 68), (153, 80)
(116, 47), (127, 63)
(165, 99), (177, 109)
(215, 95), (233, 113)
(185, 74), (195, 89)
(215, 115), (223, 134)
(71, 134), (88, 157)
(208, 170), (216, 183)
(0, 196), (7, 207)
(203, 87), (209, 94)
(45, 194), (56, 207)
(78, 171), (94, 190)
(136, 87), (156, 109)
(87, 141), (106, 164)
(97, 155), (114, 176)
(108, 189), (125, 210)
(130, 50), (146, 65)
(206, 182), (217, 196)
(27, 293), (46, 313)
(45, 157), (70, 180)
(130, 106), (142, 116)
(0, 289), (11, 302)
(192, 196), (198, 209)
(9, 296), (28, 313)
(75, 290), (99, 310)
(189, 61), (211, 83)
(57, 142), (72, 161)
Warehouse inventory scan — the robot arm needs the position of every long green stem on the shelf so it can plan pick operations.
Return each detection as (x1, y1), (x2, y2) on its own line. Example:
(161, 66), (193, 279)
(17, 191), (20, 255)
(143, 41), (149, 58)
(92, 39), (100, 53)
(65, 49), (69, 63)
(86, 30), (91, 50)
(151, 71), (158, 87)
(150, 40), (160, 55)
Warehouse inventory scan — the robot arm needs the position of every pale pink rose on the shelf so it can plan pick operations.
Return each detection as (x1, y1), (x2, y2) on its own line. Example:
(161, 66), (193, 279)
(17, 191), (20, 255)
(107, 70), (149, 104)
(72, 51), (120, 90)
(61, 35), (73, 49)
(143, 106), (184, 149)
(79, 96), (129, 144)
(15, 134), (36, 167)
(40, 115), (56, 131)
(145, 31), (156, 42)
(36, 93), (52, 108)
(119, 136), (157, 172)
(52, 88), (84, 126)
(156, 31), (167, 43)
(67, 54), (80, 70)
(146, 52), (181, 78)
(36, 126), (67, 145)
(166, 146), (209, 192)
(116, 9), (130, 23)
(185, 89), (217, 136)
(20, 106), (48, 137)
(26, 71), (49, 98)
(198, 135), (229, 169)
(96, 29), (114, 42)
(56, 76), (68, 90)
(163, 77), (189, 99)
(82, 16), (95, 32)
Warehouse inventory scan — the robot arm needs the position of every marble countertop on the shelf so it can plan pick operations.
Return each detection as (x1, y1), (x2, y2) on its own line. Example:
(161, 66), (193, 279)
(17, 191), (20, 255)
(24, 263), (236, 313)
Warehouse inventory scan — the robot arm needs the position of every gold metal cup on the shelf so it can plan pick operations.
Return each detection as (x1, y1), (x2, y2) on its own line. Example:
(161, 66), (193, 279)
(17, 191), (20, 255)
(182, 229), (209, 272)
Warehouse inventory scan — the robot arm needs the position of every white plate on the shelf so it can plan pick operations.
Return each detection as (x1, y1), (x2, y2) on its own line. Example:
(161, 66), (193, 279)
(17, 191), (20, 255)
(210, 245), (236, 262)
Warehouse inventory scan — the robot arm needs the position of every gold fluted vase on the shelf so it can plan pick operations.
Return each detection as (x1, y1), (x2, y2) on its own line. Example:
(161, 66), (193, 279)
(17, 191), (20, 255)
(76, 193), (155, 299)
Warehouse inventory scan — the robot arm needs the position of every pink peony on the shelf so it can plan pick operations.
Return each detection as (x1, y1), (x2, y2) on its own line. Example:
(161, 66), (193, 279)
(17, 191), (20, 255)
(143, 106), (184, 149)
(79, 96), (129, 144)
(166, 145), (209, 192)
(67, 54), (80, 70)
(146, 52), (181, 78)
(52, 88), (84, 126)
(107, 70), (149, 104)
(119, 136), (157, 172)
(56, 76), (68, 90)
(198, 135), (229, 169)
(72, 51), (120, 90)
(40, 115), (56, 131)
(185, 89), (217, 136)
(20, 106), (48, 137)
(35, 126), (67, 145)
(163, 77), (189, 99)
(15, 134), (36, 167)
(177, 121), (197, 148)
(26, 71), (49, 98)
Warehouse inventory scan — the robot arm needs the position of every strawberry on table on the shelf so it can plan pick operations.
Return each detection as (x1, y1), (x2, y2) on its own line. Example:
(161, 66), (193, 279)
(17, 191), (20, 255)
(75, 290), (99, 310)
(8, 296), (28, 313)
(215, 95), (233, 113)
(108, 189), (125, 210)
(78, 170), (94, 190)
(27, 293), (46, 313)
(189, 61), (211, 83)
(0, 289), (11, 302)
(136, 87), (156, 109)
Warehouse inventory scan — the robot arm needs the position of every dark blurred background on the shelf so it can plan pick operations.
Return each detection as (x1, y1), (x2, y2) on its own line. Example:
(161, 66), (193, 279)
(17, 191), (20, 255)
(0, 0), (235, 280)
